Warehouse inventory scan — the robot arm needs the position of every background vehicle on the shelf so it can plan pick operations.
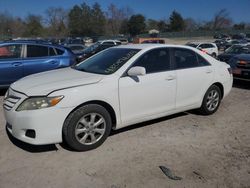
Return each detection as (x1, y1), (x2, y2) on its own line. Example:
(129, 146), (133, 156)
(218, 44), (250, 63)
(0, 41), (76, 88)
(224, 39), (248, 50)
(75, 41), (120, 62)
(141, 39), (165, 44)
(186, 42), (218, 57)
(4, 44), (232, 151)
(228, 54), (250, 81)
(214, 33), (230, 40)
(66, 44), (86, 54)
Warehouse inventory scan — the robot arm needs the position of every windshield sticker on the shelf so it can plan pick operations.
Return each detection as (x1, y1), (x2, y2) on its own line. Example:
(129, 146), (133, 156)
(105, 50), (138, 74)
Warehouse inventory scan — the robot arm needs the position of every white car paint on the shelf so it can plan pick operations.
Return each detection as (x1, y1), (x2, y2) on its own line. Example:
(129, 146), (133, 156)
(3, 44), (232, 145)
(189, 42), (219, 56)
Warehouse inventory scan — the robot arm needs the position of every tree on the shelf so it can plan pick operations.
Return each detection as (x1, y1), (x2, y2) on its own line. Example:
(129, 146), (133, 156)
(169, 11), (185, 31)
(184, 18), (198, 31)
(68, 5), (83, 36)
(233, 22), (245, 30)
(128, 14), (146, 36)
(146, 19), (159, 31)
(157, 20), (169, 32)
(106, 4), (133, 35)
(91, 3), (106, 36)
(24, 14), (43, 37)
(45, 7), (68, 37)
(212, 9), (232, 30)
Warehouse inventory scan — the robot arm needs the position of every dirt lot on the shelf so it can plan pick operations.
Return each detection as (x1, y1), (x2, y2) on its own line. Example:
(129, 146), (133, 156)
(0, 81), (249, 188)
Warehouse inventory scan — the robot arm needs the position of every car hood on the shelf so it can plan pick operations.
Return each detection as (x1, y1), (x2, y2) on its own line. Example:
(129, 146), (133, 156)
(11, 67), (104, 96)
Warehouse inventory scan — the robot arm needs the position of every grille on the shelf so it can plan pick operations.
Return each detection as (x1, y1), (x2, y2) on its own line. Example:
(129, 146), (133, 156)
(3, 89), (21, 111)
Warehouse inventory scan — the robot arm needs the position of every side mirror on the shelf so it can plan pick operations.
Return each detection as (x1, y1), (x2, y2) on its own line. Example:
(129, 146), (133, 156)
(127, 66), (146, 77)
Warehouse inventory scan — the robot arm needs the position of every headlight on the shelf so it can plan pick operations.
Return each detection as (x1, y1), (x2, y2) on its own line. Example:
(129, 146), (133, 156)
(16, 96), (64, 111)
(4, 89), (9, 99)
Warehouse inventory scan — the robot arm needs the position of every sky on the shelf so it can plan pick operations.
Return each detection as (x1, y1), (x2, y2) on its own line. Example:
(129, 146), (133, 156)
(0, 0), (250, 23)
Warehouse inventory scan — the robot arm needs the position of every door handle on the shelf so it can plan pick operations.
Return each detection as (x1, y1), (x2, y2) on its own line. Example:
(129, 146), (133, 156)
(206, 68), (213, 74)
(11, 62), (22, 67)
(49, 60), (58, 64)
(165, 75), (176, 81)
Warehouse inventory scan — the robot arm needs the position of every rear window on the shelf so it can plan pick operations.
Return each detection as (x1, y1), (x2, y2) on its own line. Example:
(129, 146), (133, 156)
(27, 45), (48, 57)
(0, 44), (22, 59)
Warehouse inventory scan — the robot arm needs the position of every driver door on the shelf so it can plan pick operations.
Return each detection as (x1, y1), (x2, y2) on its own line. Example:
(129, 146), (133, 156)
(118, 48), (176, 126)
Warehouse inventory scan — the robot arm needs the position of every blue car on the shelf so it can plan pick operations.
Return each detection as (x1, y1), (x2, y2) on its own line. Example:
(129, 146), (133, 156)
(0, 41), (76, 88)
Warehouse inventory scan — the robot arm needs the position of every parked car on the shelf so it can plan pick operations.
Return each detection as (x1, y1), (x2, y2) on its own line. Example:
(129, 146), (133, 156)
(218, 44), (250, 63)
(75, 41), (119, 62)
(0, 41), (76, 88)
(228, 54), (250, 81)
(98, 40), (122, 45)
(186, 42), (218, 57)
(224, 39), (248, 50)
(214, 33), (230, 40)
(232, 33), (246, 40)
(214, 39), (227, 51)
(3, 44), (232, 151)
(141, 39), (165, 44)
(66, 44), (86, 54)
(118, 38), (129, 45)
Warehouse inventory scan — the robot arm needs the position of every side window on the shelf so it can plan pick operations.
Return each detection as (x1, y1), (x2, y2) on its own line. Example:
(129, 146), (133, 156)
(207, 44), (214, 48)
(27, 45), (48, 58)
(49, 47), (57, 56)
(103, 42), (115, 45)
(132, 48), (171, 74)
(55, 48), (64, 55)
(197, 54), (210, 66)
(174, 48), (199, 69)
(199, 44), (207, 48)
(0, 44), (22, 59)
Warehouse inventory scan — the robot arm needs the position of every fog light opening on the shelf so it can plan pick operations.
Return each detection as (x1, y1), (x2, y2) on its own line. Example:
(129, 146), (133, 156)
(25, 130), (36, 138)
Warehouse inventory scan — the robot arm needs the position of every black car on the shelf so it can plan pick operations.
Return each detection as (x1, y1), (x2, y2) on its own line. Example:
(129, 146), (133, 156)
(213, 33), (230, 39)
(218, 44), (250, 63)
(228, 54), (250, 81)
(75, 42), (116, 62)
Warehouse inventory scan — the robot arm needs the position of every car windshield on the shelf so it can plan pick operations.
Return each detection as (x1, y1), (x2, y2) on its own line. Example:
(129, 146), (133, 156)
(186, 43), (198, 48)
(225, 45), (248, 54)
(74, 48), (140, 75)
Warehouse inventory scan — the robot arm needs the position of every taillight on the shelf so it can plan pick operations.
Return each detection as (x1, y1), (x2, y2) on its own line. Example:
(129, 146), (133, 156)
(227, 67), (232, 74)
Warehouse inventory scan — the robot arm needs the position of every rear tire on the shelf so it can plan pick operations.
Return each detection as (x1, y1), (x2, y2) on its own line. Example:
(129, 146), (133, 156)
(198, 85), (222, 115)
(211, 53), (217, 58)
(63, 104), (112, 151)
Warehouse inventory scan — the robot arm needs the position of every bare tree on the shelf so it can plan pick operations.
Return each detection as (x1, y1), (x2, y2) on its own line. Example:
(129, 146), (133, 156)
(212, 9), (232, 30)
(45, 7), (68, 37)
(106, 4), (133, 35)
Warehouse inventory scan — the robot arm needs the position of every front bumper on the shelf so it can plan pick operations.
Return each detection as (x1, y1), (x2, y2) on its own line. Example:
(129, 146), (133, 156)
(3, 89), (73, 145)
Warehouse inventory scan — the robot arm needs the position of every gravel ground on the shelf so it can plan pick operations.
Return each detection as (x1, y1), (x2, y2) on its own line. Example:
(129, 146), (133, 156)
(0, 81), (249, 188)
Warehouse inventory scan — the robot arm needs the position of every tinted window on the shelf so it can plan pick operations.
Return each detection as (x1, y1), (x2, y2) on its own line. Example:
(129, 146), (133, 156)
(132, 48), (170, 73)
(75, 48), (140, 75)
(174, 48), (199, 69)
(27, 45), (48, 57)
(55, 48), (64, 55)
(49, 47), (57, 56)
(0, 44), (22, 59)
(103, 42), (114, 45)
(197, 54), (210, 66)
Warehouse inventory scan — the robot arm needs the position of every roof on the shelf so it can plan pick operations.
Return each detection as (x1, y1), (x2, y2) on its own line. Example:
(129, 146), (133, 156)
(113, 44), (195, 50)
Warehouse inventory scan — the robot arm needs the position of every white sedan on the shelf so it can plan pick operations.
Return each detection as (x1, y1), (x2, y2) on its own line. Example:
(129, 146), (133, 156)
(3, 44), (233, 151)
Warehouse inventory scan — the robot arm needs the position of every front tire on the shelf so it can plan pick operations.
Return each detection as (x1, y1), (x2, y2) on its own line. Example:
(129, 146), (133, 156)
(198, 85), (222, 115)
(63, 104), (112, 151)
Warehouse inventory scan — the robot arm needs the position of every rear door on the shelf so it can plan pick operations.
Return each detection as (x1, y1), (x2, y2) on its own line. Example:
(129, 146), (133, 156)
(22, 44), (60, 76)
(172, 48), (213, 108)
(0, 44), (23, 86)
